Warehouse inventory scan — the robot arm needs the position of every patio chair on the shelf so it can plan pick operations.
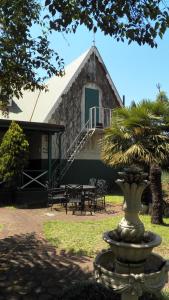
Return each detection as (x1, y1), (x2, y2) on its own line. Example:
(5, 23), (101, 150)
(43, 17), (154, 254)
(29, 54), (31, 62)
(89, 178), (97, 186)
(47, 187), (68, 214)
(95, 179), (107, 210)
(86, 178), (97, 200)
(65, 185), (84, 214)
(96, 179), (107, 195)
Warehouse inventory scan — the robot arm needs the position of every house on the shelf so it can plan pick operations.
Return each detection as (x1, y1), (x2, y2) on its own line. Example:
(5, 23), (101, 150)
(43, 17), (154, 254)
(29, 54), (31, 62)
(0, 46), (123, 191)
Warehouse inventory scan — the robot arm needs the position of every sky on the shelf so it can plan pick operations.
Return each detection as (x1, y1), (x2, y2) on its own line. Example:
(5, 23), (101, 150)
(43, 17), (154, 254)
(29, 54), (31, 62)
(46, 25), (169, 107)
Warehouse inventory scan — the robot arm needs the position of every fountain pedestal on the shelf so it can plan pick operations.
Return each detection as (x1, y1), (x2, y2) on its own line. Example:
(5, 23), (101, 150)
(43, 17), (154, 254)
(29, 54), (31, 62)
(94, 167), (169, 300)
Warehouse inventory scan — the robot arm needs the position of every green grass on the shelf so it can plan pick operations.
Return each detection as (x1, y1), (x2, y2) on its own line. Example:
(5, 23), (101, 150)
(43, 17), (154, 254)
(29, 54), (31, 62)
(162, 290), (169, 300)
(0, 224), (3, 231)
(5, 206), (16, 210)
(105, 194), (124, 205)
(140, 215), (169, 258)
(44, 216), (121, 256)
(162, 171), (169, 185)
(44, 214), (169, 258)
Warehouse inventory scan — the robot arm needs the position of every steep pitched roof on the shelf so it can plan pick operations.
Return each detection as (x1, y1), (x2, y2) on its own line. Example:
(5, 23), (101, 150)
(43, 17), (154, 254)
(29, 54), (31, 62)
(0, 47), (122, 123)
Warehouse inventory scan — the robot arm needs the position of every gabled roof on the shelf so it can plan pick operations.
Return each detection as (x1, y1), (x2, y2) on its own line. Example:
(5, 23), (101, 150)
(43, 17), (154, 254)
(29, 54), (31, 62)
(0, 46), (123, 123)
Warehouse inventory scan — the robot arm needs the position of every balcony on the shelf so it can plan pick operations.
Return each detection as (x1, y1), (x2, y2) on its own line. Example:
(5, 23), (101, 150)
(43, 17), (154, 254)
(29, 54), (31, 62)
(88, 106), (112, 129)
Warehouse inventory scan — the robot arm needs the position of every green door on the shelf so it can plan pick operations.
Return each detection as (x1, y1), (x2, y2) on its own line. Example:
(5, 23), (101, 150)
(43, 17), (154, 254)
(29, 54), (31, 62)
(85, 88), (99, 125)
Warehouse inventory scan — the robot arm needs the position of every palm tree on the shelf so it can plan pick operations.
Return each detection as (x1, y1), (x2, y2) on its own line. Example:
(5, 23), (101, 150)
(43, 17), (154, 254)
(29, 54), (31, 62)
(101, 100), (169, 224)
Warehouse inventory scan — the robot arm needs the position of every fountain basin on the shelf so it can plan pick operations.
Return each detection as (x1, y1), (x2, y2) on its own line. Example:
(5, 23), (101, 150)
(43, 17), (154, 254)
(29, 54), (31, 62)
(94, 250), (169, 297)
(103, 231), (161, 265)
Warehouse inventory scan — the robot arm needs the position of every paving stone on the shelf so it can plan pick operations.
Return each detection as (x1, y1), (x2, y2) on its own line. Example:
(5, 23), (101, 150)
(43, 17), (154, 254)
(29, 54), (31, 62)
(0, 274), (7, 281)
(22, 295), (37, 300)
(41, 278), (56, 288)
(35, 287), (43, 294)
(37, 294), (53, 300)
(7, 294), (21, 300)
(0, 280), (10, 288)
(47, 287), (60, 296)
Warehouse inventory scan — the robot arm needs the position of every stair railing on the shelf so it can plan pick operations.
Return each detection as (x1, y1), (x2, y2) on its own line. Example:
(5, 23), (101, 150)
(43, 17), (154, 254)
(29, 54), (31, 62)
(89, 106), (112, 129)
(66, 120), (90, 156)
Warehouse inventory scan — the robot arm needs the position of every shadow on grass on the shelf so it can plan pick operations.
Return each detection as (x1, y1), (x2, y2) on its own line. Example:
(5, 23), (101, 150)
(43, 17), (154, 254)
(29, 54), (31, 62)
(0, 233), (92, 299)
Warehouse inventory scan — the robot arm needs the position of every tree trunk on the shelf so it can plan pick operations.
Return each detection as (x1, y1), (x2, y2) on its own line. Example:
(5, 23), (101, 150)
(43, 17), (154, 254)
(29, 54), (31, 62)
(150, 164), (163, 224)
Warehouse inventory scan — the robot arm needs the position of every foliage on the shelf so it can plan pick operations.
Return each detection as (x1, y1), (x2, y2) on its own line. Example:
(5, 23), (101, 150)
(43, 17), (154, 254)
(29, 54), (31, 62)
(101, 100), (169, 167)
(1, 1), (169, 111)
(44, 214), (169, 258)
(101, 99), (169, 224)
(46, 0), (169, 48)
(0, 0), (64, 112)
(156, 91), (169, 102)
(0, 121), (29, 186)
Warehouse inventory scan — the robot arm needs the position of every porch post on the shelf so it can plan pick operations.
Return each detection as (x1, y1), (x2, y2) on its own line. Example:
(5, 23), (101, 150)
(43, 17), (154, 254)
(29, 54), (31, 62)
(48, 133), (52, 187)
(58, 132), (62, 186)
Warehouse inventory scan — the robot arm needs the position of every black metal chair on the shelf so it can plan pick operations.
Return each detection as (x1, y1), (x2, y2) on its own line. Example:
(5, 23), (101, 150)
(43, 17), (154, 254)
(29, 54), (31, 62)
(88, 178), (106, 212)
(47, 187), (68, 214)
(65, 185), (84, 214)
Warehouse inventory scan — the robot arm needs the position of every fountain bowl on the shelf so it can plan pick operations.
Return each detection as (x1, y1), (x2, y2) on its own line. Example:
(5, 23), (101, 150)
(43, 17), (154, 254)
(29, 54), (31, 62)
(103, 230), (162, 264)
(94, 250), (169, 297)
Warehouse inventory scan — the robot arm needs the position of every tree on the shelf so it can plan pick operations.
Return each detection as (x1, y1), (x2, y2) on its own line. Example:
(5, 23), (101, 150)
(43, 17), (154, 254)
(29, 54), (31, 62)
(0, 0), (64, 112)
(101, 100), (169, 224)
(156, 91), (169, 102)
(0, 121), (29, 187)
(1, 1), (169, 111)
(46, 0), (169, 48)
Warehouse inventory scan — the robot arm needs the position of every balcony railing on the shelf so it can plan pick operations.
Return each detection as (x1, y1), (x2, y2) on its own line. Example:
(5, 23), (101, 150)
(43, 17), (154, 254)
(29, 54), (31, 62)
(89, 106), (112, 129)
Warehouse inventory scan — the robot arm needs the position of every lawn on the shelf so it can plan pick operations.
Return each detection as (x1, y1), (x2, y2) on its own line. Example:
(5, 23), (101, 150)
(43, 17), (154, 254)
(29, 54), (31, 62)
(44, 201), (169, 299)
(44, 213), (169, 259)
(105, 194), (124, 205)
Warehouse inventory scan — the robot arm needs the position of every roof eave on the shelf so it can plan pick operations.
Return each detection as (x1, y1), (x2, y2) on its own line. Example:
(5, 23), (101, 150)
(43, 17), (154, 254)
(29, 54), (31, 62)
(0, 119), (65, 134)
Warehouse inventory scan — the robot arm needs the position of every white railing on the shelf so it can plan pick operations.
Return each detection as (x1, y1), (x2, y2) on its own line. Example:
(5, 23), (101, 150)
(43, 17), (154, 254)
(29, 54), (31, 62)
(89, 107), (112, 129)
(66, 120), (90, 156)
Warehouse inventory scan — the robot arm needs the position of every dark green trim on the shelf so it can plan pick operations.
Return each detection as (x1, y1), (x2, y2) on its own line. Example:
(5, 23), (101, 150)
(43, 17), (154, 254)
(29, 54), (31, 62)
(0, 119), (65, 134)
(48, 133), (52, 184)
(62, 159), (122, 193)
(58, 132), (63, 186)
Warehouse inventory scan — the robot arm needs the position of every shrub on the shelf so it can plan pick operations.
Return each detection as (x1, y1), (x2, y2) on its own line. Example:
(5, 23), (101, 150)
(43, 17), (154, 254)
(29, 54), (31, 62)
(0, 121), (29, 187)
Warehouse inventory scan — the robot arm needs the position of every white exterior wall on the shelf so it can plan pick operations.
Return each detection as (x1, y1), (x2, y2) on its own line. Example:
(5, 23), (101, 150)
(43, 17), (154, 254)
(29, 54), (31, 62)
(76, 130), (104, 160)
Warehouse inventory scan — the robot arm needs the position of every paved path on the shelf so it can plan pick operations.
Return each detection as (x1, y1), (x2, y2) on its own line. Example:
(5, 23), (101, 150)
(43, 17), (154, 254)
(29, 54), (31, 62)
(0, 233), (92, 300)
(0, 205), (122, 239)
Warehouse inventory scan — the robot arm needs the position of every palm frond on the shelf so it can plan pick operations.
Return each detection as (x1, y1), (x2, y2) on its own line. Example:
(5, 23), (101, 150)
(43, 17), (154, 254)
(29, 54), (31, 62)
(101, 99), (169, 169)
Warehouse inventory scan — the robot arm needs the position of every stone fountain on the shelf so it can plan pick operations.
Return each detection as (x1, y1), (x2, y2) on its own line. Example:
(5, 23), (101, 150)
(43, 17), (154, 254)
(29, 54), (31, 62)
(94, 167), (169, 300)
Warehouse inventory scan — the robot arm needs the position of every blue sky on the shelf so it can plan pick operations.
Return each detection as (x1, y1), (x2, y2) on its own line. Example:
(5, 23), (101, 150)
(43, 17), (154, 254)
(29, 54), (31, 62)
(46, 25), (169, 107)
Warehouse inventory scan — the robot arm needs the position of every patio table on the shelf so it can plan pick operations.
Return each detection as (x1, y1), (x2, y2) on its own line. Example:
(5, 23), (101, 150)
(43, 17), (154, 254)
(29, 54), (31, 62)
(60, 184), (96, 191)
(60, 184), (96, 213)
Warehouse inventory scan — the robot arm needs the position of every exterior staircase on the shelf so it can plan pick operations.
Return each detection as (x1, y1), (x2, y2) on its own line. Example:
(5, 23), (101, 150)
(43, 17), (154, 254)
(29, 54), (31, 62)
(51, 121), (95, 187)
(51, 106), (113, 187)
